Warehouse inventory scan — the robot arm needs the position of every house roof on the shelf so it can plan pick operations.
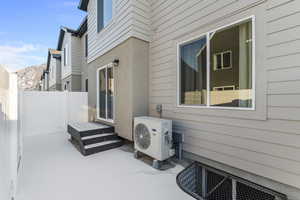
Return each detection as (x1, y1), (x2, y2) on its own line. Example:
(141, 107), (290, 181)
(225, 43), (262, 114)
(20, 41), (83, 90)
(46, 49), (61, 71)
(57, 17), (88, 50)
(78, 0), (89, 11)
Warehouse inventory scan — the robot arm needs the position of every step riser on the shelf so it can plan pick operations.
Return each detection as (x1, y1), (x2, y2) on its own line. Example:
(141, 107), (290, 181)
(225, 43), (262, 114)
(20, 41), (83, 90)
(79, 127), (115, 137)
(69, 137), (84, 155)
(84, 141), (123, 156)
(82, 135), (119, 145)
(68, 123), (122, 156)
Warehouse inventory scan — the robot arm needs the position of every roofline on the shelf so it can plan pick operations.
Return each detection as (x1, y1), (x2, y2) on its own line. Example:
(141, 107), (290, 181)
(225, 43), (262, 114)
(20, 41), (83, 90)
(78, 0), (89, 11)
(77, 16), (88, 37)
(56, 17), (88, 50)
(46, 49), (61, 71)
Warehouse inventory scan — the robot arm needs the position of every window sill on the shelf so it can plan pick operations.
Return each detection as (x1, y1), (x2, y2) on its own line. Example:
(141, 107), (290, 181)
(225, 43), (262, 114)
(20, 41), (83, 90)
(177, 104), (255, 111)
(173, 104), (266, 121)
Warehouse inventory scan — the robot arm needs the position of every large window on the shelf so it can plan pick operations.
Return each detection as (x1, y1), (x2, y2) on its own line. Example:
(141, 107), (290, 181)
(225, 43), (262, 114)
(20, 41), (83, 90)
(97, 0), (113, 32)
(179, 17), (254, 109)
(97, 64), (114, 122)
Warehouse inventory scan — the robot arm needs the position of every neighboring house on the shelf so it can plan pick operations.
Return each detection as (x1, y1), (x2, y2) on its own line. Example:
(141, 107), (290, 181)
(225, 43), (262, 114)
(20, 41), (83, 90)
(47, 49), (62, 91)
(79, 0), (300, 199)
(57, 17), (88, 92)
(40, 73), (44, 91)
(41, 70), (49, 91)
(79, 18), (89, 92)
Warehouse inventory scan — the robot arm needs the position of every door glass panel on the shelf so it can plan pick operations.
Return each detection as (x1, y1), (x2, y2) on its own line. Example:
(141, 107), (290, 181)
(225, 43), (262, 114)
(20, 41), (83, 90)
(107, 67), (114, 120)
(99, 69), (106, 119)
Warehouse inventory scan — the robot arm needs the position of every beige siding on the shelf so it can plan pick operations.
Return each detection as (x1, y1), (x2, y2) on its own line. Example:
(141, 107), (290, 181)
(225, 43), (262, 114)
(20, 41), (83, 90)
(80, 32), (89, 92)
(148, 0), (300, 190)
(71, 36), (83, 75)
(49, 56), (57, 88)
(87, 0), (151, 63)
(61, 32), (72, 79)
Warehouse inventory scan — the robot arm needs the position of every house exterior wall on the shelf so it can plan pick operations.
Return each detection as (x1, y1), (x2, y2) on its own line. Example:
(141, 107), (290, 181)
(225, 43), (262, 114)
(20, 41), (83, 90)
(61, 30), (84, 92)
(61, 75), (82, 92)
(71, 74), (82, 92)
(86, 0), (151, 63)
(147, 0), (300, 196)
(61, 76), (71, 91)
(61, 32), (72, 80)
(81, 32), (89, 92)
(56, 59), (62, 90)
(49, 84), (61, 91)
(41, 79), (45, 91)
(49, 56), (56, 88)
(88, 37), (148, 140)
(49, 56), (61, 90)
(44, 73), (49, 91)
(71, 36), (83, 75)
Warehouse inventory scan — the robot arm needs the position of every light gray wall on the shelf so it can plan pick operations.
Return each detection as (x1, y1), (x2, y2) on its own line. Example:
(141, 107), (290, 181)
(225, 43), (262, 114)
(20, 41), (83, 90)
(148, 0), (300, 196)
(88, 37), (149, 140)
(49, 56), (62, 91)
(71, 74), (82, 92)
(61, 76), (71, 91)
(61, 75), (82, 92)
(56, 59), (62, 88)
(49, 84), (61, 91)
(86, 0), (151, 63)
(81, 32), (89, 92)
(61, 32), (72, 79)
(71, 36), (83, 75)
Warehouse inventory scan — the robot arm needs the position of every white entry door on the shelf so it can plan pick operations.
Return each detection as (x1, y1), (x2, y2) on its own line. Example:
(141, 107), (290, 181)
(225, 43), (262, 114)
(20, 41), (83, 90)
(97, 64), (114, 122)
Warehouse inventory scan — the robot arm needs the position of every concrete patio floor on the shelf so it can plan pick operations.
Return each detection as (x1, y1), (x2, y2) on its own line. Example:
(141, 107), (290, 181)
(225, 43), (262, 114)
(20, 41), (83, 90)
(16, 133), (193, 200)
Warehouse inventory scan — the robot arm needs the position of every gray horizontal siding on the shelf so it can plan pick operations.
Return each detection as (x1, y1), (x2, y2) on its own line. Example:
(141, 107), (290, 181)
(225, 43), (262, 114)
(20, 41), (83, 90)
(87, 0), (151, 63)
(148, 0), (300, 189)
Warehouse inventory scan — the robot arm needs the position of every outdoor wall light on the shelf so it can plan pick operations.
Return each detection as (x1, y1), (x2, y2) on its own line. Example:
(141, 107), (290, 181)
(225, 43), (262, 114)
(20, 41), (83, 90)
(113, 59), (120, 67)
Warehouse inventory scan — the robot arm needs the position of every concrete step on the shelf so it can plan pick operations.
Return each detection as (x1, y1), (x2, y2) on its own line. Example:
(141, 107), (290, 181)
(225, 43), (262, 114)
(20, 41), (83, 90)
(82, 133), (119, 145)
(84, 140), (123, 156)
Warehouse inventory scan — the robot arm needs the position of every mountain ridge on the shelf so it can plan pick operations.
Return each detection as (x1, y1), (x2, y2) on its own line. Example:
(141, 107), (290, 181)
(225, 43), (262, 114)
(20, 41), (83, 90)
(16, 64), (46, 91)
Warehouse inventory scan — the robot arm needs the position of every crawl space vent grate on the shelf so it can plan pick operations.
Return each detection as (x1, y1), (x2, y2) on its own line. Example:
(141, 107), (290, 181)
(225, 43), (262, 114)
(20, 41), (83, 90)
(177, 162), (287, 200)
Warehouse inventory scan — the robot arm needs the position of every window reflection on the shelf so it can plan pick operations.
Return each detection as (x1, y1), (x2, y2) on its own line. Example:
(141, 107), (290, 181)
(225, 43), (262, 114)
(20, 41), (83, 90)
(180, 37), (207, 105)
(210, 20), (253, 108)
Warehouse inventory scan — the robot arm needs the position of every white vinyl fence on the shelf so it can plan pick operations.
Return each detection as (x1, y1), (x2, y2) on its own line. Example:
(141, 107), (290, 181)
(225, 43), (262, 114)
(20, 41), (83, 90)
(19, 92), (88, 137)
(0, 67), (19, 200)
(1, 65), (88, 200)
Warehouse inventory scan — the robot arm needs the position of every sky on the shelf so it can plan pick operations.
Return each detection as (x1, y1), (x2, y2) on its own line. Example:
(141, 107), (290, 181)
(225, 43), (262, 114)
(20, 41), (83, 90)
(0, 0), (86, 72)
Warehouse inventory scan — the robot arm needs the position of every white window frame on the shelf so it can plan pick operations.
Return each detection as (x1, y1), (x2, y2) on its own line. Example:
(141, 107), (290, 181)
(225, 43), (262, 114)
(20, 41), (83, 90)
(97, 0), (115, 33)
(213, 50), (232, 71)
(177, 16), (255, 111)
(96, 63), (115, 123)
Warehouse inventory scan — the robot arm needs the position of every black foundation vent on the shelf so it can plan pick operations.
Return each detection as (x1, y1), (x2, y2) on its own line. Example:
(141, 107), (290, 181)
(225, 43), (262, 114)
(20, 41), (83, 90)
(177, 162), (287, 200)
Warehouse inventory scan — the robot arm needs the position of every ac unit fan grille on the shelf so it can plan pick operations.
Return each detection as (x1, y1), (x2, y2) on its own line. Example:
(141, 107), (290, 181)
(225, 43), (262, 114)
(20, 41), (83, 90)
(135, 123), (151, 150)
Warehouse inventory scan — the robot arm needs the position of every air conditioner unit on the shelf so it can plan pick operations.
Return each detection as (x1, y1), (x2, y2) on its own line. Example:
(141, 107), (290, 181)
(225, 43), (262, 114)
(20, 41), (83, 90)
(134, 116), (175, 168)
